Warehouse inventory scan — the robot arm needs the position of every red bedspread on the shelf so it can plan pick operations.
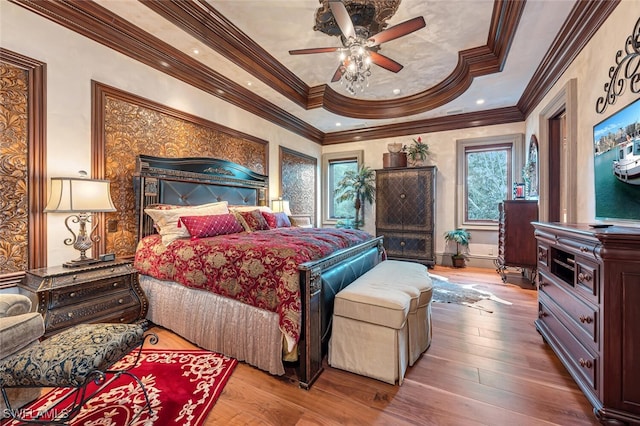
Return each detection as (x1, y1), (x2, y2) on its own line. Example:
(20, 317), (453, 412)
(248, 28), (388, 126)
(134, 227), (371, 351)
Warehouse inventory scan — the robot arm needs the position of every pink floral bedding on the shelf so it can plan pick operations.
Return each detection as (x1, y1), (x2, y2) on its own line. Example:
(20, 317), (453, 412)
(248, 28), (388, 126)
(134, 227), (371, 351)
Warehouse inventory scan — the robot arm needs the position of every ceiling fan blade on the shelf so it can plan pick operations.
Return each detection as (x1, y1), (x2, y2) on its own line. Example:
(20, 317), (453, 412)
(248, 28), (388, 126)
(369, 16), (426, 46)
(370, 51), (403, 73)
(289, 47), (340, 55)
(329, 1), (356, 39)
(331, 65), (344, 82)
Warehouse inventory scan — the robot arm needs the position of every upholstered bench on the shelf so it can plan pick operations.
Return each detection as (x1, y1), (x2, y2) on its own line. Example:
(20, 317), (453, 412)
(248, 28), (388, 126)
(0, 322), (156, 424)
(328, 260), (433, 384)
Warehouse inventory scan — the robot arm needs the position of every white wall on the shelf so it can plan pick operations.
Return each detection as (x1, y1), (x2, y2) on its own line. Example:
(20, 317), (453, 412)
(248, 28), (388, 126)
(0, 0), (320, 266)
(524, 0), (640, 224)
(322, 122), (526, 266)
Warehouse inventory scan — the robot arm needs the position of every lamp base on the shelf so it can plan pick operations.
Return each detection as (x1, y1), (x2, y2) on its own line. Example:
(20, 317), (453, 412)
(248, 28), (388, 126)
(63, 258), (102, 268)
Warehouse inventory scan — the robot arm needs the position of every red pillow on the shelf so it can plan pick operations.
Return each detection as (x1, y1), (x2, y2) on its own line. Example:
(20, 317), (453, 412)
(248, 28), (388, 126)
(179, 213), (244, 239)
(262, 211), (291, 228)
(236, 209), (270, 232)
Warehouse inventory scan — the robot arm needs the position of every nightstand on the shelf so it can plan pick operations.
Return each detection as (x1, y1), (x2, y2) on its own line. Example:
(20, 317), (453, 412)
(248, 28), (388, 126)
(20, 259), (148, 338)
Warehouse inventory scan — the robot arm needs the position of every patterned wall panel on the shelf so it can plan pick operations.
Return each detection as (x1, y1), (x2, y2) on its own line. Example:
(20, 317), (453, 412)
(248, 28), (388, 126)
(280, 147), (316, 224)
(0, 63), (29, 274)
(95, 83), (268, 257)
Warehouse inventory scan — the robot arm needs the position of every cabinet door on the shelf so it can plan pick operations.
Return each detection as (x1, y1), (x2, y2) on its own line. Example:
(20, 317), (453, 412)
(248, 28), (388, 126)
(376, 168), (434, 232)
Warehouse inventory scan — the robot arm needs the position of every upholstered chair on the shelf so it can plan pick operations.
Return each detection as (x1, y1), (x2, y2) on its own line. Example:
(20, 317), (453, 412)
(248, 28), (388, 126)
(0, 293), (45, 418)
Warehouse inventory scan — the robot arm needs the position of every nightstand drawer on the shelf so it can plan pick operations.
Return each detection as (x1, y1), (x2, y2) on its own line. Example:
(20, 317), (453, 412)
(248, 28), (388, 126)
(45, 292), (139, 333)
(48, 274), (132, 309)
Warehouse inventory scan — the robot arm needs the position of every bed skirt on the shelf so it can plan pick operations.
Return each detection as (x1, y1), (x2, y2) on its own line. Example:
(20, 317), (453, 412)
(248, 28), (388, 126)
(139, 275), (285, 375)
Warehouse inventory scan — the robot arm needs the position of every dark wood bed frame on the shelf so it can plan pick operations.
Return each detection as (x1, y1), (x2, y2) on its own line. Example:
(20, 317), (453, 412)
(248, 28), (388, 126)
(134, 155), (383, 388)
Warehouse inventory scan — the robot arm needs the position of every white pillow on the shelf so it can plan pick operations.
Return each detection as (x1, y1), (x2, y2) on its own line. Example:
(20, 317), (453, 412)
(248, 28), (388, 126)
(144, 201), (229, 245)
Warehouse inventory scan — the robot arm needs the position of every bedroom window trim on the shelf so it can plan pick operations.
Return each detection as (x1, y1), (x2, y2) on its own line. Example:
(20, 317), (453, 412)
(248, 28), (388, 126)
(456, 134), (524, 231)
(321, 150), (364, 226)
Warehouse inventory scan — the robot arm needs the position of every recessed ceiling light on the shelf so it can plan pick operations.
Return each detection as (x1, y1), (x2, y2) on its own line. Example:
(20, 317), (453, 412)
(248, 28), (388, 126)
(392, 88), (401, 95)
(476, 99), (485, 105)
(192, 48), (200, 55)
(247, 81), (252, 86)
(336, 122), (341, 127)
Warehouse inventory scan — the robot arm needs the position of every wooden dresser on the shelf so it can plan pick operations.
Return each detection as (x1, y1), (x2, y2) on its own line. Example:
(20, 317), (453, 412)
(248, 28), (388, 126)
(532, 222), (640, 425)
(375, 166), (436, 266)
(21, 259), (148, 337)
(495, 200), (538, 282)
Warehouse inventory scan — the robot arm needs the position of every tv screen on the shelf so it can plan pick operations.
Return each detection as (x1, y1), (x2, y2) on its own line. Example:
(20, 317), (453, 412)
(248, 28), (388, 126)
(593, 98), (640, 221)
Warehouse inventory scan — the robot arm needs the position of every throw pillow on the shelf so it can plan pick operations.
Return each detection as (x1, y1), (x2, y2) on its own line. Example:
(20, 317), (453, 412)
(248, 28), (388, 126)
(235, 209), (270, 232)
(262, 211), (291, 228)
(179, 213), (244, 238)
(144, 201), (229, 245)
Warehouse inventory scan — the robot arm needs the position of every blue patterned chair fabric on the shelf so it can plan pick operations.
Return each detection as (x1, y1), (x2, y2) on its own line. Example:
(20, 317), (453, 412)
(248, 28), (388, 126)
(0, 323), (145, 388)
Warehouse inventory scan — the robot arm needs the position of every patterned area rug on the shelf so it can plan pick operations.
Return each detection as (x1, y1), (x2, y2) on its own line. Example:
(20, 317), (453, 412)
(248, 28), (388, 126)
(4, 349), (237, 426)
(430, 273), (512, 313)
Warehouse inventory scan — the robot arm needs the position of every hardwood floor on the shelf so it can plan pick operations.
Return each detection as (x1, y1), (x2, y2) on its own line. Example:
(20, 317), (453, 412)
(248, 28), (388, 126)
(149, 265), (599, 425)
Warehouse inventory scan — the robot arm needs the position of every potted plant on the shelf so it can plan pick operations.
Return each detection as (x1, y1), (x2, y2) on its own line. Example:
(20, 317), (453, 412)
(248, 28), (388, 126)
(404, 136), (431, 166)
(444, 228), (471, 268)
(334, 165), (376, 230)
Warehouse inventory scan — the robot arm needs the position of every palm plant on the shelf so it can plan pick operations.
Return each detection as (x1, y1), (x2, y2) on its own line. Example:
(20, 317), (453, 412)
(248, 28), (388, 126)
(444, 228), (471, 267)
(334, 165), (376, 229)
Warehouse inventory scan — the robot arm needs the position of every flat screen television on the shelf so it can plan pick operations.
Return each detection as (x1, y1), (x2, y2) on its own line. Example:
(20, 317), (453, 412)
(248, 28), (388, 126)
(593, 97), (640, 222)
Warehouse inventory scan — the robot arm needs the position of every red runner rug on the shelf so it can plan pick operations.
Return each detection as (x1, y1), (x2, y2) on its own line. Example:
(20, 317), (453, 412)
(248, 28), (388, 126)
(2, 349), (237, 425)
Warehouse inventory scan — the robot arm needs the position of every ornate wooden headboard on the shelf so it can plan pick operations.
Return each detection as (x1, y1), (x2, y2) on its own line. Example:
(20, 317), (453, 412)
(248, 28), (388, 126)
(134, 155), (269, 240)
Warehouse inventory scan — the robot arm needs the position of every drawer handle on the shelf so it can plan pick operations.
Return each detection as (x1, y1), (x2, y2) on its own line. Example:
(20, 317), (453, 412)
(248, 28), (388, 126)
(69, 292), (76, 298)
(72, 275), (78, 281)
(579, 246), (589, 253)
(67, 312), (74, 318)
(579, 358), (593, 369)
(538, 280), (547, 288)
(538, 251), (545, 261)
(578, 272), (592, 283)
(113, 282), (119, 288)
(118, 299), (124, 304)
(400, 193), (406, 199)
(538, 310), (548, 319)
(400, 241), (406, 247)
(579, 315), (593, 324)
(110, 267), (115, 272)
(120, 317), (125, 322)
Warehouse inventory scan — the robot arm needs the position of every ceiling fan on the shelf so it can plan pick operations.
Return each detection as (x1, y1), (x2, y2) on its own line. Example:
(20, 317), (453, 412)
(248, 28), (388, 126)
(289, 1), (426, 93)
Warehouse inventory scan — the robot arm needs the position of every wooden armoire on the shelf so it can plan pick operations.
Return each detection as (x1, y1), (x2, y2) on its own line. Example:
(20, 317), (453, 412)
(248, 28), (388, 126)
(375, 166), (436, 266)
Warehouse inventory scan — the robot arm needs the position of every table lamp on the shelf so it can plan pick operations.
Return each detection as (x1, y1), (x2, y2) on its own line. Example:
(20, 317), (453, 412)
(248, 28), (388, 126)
(44, 171), (116, 267)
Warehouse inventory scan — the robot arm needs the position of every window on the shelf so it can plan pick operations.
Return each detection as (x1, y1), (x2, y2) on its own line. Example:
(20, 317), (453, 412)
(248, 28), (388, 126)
(456, 134), (524, 230)
(322, 150), (363, 225)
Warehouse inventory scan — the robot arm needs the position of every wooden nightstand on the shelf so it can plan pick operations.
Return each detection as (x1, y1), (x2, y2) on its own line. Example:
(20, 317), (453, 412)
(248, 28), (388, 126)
(20, 259), (148, 338)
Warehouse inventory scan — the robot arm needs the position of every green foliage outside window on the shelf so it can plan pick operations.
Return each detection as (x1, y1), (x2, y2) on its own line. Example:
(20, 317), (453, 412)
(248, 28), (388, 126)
(466, 149), (508, 221)
(330, 160), (358, 219)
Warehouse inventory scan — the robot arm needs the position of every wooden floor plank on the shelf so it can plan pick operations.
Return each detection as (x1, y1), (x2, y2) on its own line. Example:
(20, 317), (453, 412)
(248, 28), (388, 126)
(143, 265), (598, 425)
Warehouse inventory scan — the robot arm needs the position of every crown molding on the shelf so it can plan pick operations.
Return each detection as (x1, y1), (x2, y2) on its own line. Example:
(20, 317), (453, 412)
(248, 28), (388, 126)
(9, 0), (325, 144)
(141, 0), (526, 120)
(517, 0), (620, 115)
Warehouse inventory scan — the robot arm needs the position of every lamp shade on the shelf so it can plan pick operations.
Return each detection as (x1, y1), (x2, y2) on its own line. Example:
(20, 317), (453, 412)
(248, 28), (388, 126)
(44, 177), (116, 213)
(271, 199), (292, 216)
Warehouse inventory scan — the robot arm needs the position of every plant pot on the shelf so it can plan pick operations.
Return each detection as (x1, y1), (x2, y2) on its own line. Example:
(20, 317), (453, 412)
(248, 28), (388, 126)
(451, 256), (466, 268)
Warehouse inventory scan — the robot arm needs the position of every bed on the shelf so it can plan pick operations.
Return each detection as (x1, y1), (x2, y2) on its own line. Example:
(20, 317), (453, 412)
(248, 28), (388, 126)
(133, 155), (383, 388)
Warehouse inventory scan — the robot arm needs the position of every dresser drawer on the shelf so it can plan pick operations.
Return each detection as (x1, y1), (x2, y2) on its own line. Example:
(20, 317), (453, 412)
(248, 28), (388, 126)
(29, 263), (133, 288)
(539, 272), (598, 347)
(378, 231), (433, 261)
(574, 258), (598, 303)
(48, 274), (132, 309)
(538, 298), (598, 391)
(45, 291), (139, 333)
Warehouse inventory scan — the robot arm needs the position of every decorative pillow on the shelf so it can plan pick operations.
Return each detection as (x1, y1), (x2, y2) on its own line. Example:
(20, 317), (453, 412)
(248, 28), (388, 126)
(262, 211), (291, 228)
(144, 201), (229, 245)
(235, 209), (270, 232)
(229, 205), (272, 213)
(179, 213), (244, 239)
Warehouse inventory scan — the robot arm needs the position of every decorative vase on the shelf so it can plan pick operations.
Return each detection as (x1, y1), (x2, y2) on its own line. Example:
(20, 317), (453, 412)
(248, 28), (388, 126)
(387, 142), (403, 153)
